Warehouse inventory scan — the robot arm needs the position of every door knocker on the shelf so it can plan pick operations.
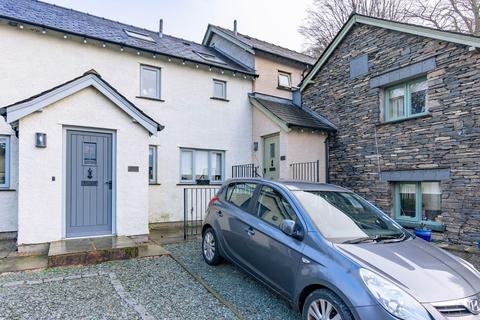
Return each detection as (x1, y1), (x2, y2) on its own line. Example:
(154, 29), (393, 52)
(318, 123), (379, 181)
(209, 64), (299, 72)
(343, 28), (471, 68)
(87, 168), (93, 179)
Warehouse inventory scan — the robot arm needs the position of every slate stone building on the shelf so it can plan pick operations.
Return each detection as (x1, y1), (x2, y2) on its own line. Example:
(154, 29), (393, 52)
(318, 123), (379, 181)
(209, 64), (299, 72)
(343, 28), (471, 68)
(301, 15), (480, 245)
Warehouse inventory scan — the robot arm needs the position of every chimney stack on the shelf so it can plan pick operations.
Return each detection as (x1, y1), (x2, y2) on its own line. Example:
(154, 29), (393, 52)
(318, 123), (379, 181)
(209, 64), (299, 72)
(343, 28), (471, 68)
(234, 19), (237, 35)
(159, 19), (163, 38)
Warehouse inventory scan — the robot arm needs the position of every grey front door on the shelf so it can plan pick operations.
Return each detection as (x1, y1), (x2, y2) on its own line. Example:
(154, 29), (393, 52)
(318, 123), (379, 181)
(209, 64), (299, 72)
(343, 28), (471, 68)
(263, 134), (280, 180)
(66, 130), (113, 237)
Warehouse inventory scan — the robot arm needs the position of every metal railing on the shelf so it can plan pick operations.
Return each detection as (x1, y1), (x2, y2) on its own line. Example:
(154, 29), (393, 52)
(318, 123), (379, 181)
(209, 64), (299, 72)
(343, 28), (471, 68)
(183, 187), (220, 239)
(232, 163), (260, 178)
(290, 160), (320, 182)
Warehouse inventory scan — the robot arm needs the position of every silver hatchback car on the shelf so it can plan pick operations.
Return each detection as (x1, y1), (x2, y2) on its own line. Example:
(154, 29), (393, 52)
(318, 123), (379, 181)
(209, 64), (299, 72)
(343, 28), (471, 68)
(201, 179), (480, 320)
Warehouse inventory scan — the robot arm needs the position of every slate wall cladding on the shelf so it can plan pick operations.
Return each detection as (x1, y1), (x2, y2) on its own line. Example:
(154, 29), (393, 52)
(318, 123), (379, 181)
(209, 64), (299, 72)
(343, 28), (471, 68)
(302, 24), (480, 245)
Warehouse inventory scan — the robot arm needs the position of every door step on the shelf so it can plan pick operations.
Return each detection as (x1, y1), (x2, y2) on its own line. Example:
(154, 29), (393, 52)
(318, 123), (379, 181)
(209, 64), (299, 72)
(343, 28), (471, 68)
(48, 236), (139, 267)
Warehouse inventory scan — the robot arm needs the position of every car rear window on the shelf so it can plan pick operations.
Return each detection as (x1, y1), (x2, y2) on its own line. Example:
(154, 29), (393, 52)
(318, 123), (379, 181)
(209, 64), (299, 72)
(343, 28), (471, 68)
(227, 183), (257, 210)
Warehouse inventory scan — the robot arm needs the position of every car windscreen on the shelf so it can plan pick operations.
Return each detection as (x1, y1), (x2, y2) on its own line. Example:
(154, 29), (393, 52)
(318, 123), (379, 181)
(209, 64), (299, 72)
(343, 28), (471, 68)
(293, 190), (406, 243)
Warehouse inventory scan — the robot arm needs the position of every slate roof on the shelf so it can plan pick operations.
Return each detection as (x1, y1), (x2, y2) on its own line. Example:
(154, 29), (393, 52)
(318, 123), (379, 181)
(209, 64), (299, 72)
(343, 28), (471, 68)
(206, 25), (316, 66)
(0, 0), (255, 75)
(249, 93), (336, 132)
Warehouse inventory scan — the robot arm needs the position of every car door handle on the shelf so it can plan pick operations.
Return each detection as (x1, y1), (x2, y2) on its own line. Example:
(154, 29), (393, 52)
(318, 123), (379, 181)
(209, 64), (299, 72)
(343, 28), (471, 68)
(217, 210), (223, 217)
(244, 227), (255, 236)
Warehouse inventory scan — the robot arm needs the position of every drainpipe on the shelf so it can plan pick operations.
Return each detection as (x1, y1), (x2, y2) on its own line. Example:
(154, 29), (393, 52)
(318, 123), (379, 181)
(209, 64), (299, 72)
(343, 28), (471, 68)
(292, 88), (302, 107)
(325, 134), (330, 183)
(159, 19), (163, 38)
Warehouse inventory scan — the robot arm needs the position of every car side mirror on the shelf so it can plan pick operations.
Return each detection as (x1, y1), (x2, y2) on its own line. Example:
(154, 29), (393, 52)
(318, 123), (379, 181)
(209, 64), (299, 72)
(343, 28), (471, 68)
(280, 219), (303, 240)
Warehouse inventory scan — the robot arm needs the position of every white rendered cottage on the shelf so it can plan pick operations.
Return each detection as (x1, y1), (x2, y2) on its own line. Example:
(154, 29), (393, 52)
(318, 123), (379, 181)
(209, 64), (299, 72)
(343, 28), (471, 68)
(0, 0), (254, 249)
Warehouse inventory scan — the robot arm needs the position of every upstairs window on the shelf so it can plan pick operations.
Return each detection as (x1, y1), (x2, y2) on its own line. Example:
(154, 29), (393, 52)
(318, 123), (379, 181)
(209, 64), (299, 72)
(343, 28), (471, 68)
(384, 77), (427, 121)
(278, 71), (292, 88)
(140, 65), (161, 99)
(212, 79), (227, 100)
(0, 136), (10, 188)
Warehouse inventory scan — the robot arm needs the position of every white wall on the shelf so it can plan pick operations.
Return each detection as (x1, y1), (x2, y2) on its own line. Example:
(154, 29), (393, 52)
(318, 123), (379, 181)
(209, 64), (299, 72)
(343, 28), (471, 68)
(17, 88), (150, 245)
(287, 130), (327, 183)
(0, 23), (252, 235)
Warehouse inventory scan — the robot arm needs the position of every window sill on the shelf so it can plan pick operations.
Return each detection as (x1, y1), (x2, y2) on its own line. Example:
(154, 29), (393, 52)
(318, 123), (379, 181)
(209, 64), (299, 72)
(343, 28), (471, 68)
(210, 97), (229, 102)
(396, 219), (445, 232)
(177, 182), (224, 186)
(378, 112), (431, 126)
(277, 86), (292, 91)
(136, 96), (165, 102)
(0, 188), (16, 192)
(149, 183), (161, 186)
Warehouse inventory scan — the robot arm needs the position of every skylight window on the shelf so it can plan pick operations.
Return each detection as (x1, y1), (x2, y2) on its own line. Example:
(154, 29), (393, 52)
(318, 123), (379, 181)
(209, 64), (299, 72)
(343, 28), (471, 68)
(124, 30), (156, 43)
(195, 51), (227, 65)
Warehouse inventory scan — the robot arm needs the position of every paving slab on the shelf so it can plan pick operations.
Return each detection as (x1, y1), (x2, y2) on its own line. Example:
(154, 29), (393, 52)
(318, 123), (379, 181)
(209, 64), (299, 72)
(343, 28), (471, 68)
(48, 236), (139, 267)
(0, 240), (16, 259)
(0, 255), (48, 273)
(138, 243), (170, 258)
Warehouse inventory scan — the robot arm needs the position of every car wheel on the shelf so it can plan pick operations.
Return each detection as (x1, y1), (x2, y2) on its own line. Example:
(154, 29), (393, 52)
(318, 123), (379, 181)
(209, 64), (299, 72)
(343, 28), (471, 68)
(202, 228), (222, 265)
(303, 289), (353, 320)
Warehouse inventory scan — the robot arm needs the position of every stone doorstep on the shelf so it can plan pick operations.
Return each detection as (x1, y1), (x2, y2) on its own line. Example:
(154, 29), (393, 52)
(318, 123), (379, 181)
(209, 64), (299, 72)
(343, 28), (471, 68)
(47, 236), (139, 268)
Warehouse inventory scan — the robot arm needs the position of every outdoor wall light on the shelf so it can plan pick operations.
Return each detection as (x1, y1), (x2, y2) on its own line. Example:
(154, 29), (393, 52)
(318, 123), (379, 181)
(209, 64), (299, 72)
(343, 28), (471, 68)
(253, 142), (258, 152)
(35, 133), (47, 148)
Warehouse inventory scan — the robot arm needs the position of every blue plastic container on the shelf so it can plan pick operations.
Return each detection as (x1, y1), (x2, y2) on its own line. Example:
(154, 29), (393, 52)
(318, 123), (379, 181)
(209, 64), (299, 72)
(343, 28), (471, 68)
(415, 228), (432, 242)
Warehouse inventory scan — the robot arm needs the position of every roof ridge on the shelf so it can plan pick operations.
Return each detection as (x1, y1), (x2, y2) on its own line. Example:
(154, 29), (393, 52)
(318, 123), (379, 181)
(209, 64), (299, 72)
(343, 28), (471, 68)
(213, 25), (313, 59)
(353, 13), (480, 39)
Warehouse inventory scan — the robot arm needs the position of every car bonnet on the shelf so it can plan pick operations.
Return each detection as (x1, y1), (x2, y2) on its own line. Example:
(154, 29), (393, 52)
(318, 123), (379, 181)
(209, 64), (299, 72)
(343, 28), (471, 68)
(335, 238), (480, 303)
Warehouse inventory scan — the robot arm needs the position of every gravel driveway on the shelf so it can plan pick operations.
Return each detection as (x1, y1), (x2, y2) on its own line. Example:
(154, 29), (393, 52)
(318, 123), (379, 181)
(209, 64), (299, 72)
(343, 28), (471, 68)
(165, 240), (302, 320)
(0, 256), (236, 320)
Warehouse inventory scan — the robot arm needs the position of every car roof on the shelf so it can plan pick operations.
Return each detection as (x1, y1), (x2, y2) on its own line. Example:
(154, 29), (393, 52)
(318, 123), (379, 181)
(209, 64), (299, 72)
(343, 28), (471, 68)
(225, 178), (351, 193)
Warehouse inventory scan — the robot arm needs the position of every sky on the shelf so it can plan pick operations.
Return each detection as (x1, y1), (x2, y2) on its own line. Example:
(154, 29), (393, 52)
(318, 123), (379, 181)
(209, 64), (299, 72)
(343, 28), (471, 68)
(42, 0), (314, 52)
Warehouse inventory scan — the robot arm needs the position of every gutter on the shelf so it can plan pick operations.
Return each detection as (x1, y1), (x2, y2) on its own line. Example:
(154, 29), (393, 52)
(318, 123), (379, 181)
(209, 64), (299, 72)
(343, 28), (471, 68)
(0, 15), (258, 77)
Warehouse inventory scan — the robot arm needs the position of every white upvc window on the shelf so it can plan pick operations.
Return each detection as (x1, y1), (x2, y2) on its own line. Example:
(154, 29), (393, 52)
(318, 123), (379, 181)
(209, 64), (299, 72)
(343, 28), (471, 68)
(140, 65), (161, 99)
(0, 136), (10, 188)
(278, 71), (292, 88)
(212, 79), (227, 100)
(180, 148), (225, 183)
(149, 146), (157, 184)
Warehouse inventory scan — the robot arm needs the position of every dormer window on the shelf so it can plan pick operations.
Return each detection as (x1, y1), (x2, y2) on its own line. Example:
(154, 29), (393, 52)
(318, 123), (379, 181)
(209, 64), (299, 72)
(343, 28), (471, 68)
(195, 51), (227, 65)
(278, 71), (291, 89)
(124, 30), (156, 43)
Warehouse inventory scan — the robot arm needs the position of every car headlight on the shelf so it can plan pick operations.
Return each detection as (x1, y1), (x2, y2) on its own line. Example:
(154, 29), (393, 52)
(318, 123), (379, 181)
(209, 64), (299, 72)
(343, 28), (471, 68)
(360, 268), (430, 320)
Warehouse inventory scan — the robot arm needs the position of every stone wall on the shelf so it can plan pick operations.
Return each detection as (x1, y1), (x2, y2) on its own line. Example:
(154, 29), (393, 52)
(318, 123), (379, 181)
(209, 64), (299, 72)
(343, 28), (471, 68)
(302, 24), (480, 245)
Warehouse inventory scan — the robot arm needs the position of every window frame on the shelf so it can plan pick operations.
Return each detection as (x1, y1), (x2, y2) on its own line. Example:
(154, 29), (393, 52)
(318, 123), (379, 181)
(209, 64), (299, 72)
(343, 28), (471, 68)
(149, 145), (158, 184)
(140, 65), (161, 100)
(0, 136), (10, 189)
(393, 181), (444, 230)
(277, 71), (292, 89)
(384, 77), (427, 122)
(212, 79), (227, 100)
(179, 148), (225, 184)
